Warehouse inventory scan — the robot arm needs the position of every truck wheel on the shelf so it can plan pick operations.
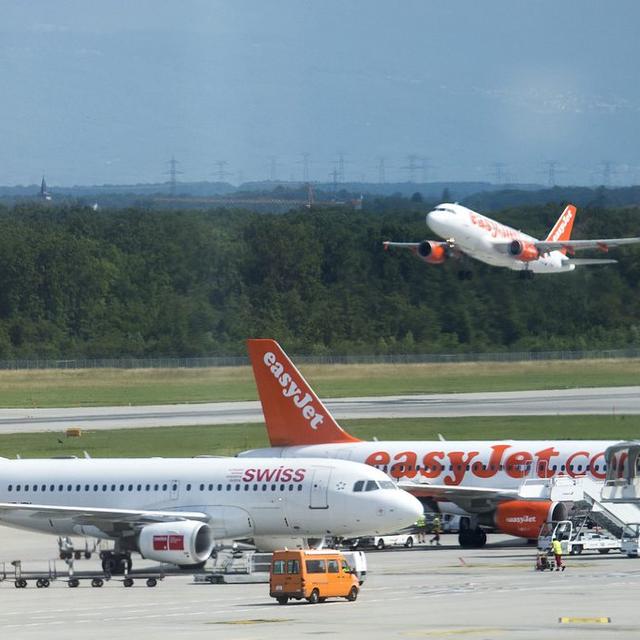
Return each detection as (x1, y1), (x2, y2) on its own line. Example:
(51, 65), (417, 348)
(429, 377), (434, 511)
(146, 578), (157, 588)
(68, 578), (79, 588)
(276, 596), (289, 605)
(347, 586), (358, 601)
(307, 588), (320, 604)
(123, 577), (134, 588)
(376, 539), (385, 550)
(405, 537), (414, 548)
(574, 545), (583, 555)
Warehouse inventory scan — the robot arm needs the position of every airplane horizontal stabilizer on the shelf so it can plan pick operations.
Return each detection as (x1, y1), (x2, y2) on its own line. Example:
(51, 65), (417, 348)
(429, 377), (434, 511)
(562, 258), (618, 266)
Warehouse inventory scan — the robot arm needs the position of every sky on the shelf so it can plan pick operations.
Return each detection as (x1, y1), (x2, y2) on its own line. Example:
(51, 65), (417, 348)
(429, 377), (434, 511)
(2, 0), (640, 187)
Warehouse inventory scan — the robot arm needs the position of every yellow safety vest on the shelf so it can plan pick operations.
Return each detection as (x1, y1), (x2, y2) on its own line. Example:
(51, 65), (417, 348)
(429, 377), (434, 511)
(552, 539), (563, 555)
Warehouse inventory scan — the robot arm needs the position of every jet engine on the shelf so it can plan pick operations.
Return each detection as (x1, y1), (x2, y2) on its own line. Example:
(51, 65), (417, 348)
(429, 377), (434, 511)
(490, 500), (567, 539)
(508, 240), (539, 262)
(417, 241), (447, 264)
(138, 521), (214, 565)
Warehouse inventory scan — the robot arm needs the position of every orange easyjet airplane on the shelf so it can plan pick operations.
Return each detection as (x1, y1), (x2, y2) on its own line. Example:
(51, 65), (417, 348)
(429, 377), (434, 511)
(384, 203), (640, 280)
(241, 339), (623, 548)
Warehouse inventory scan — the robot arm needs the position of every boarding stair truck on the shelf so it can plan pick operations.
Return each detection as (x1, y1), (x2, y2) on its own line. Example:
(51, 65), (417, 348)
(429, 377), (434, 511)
(532, 442), (640, 557)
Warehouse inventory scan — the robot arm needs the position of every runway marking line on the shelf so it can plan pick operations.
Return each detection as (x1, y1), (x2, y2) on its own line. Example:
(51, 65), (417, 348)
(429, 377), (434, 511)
(207, 618), (291, 625)
(403, 629), (504, 637)
(558, 617), (611, 624)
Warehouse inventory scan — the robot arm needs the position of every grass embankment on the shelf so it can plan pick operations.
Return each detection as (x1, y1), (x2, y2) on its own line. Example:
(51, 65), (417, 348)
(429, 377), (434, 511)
(1, 415), (639, 459)
(0, 358), (638, 408)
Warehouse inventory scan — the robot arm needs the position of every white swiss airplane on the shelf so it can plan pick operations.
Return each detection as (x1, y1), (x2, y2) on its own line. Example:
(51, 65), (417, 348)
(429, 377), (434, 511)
(241, 339), (623, 548)
(0, 456), (421, 572)
(384, 203), (640, 279)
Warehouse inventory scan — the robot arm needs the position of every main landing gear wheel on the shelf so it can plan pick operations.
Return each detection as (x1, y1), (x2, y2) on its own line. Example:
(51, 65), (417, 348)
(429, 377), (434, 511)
(458, 527), (487, 548)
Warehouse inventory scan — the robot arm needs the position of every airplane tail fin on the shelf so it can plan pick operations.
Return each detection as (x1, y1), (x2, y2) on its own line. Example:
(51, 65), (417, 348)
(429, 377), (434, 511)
(247, 339), (360, 446)
(545, 204), (577, 244)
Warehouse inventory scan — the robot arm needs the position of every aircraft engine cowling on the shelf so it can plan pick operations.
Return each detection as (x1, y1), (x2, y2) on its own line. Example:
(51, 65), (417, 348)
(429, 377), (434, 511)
(508, 240), (539, 262)
(417, 240), (447, 264)
(492, 501), (567, 539)
(138, 521), (214, 565)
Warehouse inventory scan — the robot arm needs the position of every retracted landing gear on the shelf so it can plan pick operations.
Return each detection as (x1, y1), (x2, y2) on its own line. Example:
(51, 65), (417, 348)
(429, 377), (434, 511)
(100, 550), (133, 575)
(458, 527), (487, 548)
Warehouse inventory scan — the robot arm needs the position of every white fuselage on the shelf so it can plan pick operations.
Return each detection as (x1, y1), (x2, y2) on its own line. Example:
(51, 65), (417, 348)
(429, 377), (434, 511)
(0, 457), (421, 540)
(241, 440), (616, 497)
(427, 204), (574, 273)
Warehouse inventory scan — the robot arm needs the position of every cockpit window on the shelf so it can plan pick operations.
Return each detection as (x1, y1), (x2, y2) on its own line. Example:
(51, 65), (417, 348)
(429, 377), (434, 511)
(353, 480), (365, 492)
(365, 480), (379, 491)
(379, 480), (396, 490)
(435, 206), (455, 214)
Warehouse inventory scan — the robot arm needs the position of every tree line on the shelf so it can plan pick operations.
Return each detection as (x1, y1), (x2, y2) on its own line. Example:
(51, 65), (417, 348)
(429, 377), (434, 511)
(0, 201), (638, 358)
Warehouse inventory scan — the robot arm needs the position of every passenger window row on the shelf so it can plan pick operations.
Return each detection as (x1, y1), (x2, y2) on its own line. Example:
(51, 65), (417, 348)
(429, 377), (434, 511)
(5, 482), (305, 493)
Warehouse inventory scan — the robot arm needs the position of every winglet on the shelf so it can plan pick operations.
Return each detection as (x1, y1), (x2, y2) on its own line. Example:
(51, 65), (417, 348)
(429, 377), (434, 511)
(545, 204), (577, 244)
(247, 339), (360, 446)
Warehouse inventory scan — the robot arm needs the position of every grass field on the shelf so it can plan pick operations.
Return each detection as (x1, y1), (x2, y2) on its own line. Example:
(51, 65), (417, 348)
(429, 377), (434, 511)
(1, 415), (639, 459)
(0, 358), (638, 408)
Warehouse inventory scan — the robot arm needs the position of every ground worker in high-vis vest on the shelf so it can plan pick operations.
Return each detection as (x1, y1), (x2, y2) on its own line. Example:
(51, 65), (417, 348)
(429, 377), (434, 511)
(552, 537), (565, 571)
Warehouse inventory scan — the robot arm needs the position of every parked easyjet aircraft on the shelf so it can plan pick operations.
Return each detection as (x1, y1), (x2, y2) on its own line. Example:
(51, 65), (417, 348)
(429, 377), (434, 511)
(0, 456), (421, 572)
(242, 339), (622, 548)
(384, 203), (640, 279)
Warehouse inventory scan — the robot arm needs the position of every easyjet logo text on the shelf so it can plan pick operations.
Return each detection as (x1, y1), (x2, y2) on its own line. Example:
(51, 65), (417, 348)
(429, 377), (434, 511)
(551, 209), (574, 242)
(242, 467), (306, 483)
(364, 445), (607, 486)
(263, 351), (325, 430)
(505, 515), (536, 524)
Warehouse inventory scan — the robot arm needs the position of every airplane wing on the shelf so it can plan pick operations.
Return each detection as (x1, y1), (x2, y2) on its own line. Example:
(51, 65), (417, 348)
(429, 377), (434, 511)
(0, 502), (209, 535)
(396, 481), (518, 512)
(535, 237), (640, 254)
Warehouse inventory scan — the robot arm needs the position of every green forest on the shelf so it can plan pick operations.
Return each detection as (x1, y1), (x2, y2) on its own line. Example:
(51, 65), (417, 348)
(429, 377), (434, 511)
(0, 201), (639, 358)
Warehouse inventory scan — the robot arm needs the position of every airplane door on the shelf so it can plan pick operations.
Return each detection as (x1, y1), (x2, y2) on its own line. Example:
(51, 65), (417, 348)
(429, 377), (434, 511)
(170, 480), (180, 501)
(309, 467), (332, 509)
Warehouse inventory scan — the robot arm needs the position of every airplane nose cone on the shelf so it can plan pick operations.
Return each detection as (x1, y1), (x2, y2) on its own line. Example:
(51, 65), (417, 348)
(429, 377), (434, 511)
(426, 210), (439, 230)
(384, 491), (423, 529)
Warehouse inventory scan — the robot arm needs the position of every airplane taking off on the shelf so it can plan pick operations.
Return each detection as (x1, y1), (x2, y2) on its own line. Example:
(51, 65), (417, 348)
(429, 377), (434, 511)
(384, 203), (640, 279)
(242, 339), (623, 548)
(0, 456), (421, 572)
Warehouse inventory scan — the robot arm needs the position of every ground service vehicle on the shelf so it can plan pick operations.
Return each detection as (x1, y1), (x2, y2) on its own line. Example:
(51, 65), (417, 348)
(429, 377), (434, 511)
(270, 549), (360, 604)
(347, 533), (414, 550)
(538, 520), (620, 555)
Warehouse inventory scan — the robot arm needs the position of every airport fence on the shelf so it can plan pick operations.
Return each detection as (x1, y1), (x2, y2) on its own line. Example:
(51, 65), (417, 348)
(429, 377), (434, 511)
(0, 348), (638, 370)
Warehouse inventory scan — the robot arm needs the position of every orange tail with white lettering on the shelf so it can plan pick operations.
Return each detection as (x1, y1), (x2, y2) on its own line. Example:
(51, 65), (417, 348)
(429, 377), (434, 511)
(247, 339), (360, 446)
(545, 204), (577, 246)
